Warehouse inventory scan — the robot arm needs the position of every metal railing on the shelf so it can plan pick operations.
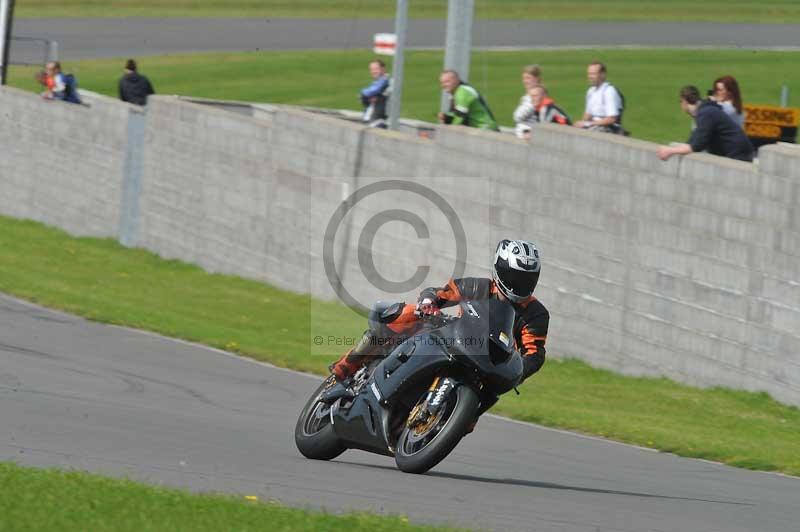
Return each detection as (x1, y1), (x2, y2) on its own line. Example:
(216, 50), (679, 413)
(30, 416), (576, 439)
(9, 36), (58, 66)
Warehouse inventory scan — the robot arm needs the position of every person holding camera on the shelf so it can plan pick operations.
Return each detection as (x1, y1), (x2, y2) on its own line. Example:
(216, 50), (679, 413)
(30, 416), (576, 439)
(657, 85), (753, 163)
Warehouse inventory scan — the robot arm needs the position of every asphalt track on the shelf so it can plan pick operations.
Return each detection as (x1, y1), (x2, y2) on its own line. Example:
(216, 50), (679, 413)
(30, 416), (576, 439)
(2, 293), (799, 531)
(10, 18), (800, 63)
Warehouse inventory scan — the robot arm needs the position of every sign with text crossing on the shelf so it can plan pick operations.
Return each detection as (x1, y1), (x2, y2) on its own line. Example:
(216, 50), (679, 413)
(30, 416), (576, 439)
(744, 103), (799, 147)
(373, 33), (397, 56)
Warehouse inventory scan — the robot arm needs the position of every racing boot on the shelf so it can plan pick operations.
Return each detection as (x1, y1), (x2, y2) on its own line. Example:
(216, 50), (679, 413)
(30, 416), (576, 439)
(329, 352), (361, 382)
(329, 329), (383, 382)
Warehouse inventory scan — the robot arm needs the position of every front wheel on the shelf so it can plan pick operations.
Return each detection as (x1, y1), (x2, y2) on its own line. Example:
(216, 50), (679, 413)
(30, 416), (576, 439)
(294, 376), (347, 460)
(395, 384), (479, 474)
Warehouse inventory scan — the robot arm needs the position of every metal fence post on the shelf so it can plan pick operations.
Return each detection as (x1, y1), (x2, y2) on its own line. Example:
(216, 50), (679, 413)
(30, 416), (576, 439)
(47, 39), (58, 62)
(387, 0), (408, 131)
(0, 0), (17, 85)
(440, 0), (474, 112)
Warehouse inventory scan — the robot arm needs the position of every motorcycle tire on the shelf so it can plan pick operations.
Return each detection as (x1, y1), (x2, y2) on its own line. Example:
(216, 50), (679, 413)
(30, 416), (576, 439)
(395, 384), (479, 474)
(294, 377), (347, 461)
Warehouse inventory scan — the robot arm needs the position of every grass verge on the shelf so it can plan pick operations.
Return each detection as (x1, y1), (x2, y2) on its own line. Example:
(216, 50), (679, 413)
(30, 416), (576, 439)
(0, 215), (798, 476)
(0, 461), (462, 531)
(9, 48), (800, 145)
(14, 0), (800, 23)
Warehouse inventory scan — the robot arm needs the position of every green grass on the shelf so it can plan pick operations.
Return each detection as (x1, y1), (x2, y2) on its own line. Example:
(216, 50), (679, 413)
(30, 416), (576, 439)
(13, 0), (800, 23)
(0, 461), (462, 532)
(493, 365), (800, 473)
(0, 217), (347, 374)
(9, 48), (800, 145)
(0, 215), (799, 477)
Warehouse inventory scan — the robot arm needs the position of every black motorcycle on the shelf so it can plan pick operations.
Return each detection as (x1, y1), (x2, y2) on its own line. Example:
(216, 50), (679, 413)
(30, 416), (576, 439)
(295, 298), (523, 474)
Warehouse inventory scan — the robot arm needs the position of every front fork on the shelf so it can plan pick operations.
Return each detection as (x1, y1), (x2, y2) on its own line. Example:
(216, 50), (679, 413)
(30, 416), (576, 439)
(407, 374), (501, 431)
(406, 376), (459, 429)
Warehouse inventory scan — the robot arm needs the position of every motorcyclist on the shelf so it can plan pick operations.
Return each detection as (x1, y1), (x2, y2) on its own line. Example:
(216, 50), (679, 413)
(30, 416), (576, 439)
(330, 239), (549, 384)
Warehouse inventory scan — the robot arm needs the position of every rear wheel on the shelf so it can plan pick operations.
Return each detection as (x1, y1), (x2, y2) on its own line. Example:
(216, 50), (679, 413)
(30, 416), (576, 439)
(394, 384), (479, 474)
(294, 376), (347, 460)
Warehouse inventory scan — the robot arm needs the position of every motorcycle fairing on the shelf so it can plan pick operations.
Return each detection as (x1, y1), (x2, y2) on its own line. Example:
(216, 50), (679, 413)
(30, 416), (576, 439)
(331, 338), (454, 456)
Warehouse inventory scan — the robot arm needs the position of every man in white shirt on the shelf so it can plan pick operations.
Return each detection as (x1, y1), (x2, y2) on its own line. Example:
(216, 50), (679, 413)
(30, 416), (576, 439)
(574, 61), (625, 134)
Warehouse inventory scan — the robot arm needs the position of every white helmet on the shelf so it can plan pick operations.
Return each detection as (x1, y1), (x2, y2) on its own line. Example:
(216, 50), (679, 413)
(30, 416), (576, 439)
(492, 239), (541, 303)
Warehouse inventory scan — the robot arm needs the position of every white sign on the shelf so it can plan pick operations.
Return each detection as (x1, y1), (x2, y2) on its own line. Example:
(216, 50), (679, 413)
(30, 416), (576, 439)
(373, 33), (397, 56)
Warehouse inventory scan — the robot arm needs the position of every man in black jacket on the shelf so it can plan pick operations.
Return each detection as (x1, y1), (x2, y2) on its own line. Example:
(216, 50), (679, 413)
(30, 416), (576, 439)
(658, 85), (753, 162)
(119, 59), (155, 106)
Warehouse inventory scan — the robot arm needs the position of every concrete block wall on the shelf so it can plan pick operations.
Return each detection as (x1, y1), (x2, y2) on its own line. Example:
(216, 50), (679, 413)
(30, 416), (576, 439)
(0, 86), (135, 237)
(285, 113), (800, 405)
(311, 119), (800, 405)
(2, 87), (799, 405)
(137, 96), (276, 283)
(269, 108), (368, 298)
(505, 126), (800, 404)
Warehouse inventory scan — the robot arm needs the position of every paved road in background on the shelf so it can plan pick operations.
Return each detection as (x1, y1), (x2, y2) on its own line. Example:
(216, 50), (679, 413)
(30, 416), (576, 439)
(2, 293), (798, 531)
(10, 18), (800, 63)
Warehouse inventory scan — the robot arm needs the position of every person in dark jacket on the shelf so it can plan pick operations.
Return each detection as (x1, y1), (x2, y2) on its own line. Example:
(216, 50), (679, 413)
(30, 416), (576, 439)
(657, 85), (753, 162)
(118, 59), (155, 106)
(360, 59), (391, 128)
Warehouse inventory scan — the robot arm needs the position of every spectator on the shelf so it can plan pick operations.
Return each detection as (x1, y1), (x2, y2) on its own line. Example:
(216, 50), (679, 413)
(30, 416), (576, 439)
(657, 85), (753, 162)
(516, 85), (572, 139)
(45, 61), (81, 104)
(35, 68), (54, 98)
(530, 85), (571, 126)
(438, 70), (499, 131)
(513, 64), (542, 137)
(359, 59), (391, 128)
(711, 75), (744, 129)
(119, 59), (155, 106)
(574, 61), (625, 134)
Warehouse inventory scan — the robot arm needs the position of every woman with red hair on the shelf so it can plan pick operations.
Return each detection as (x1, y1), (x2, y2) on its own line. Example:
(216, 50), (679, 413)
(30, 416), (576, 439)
(713, 76), (744, 129)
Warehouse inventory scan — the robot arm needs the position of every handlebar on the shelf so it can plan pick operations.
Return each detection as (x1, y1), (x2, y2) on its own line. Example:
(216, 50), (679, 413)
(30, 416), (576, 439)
(418, 311), (457, 329)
